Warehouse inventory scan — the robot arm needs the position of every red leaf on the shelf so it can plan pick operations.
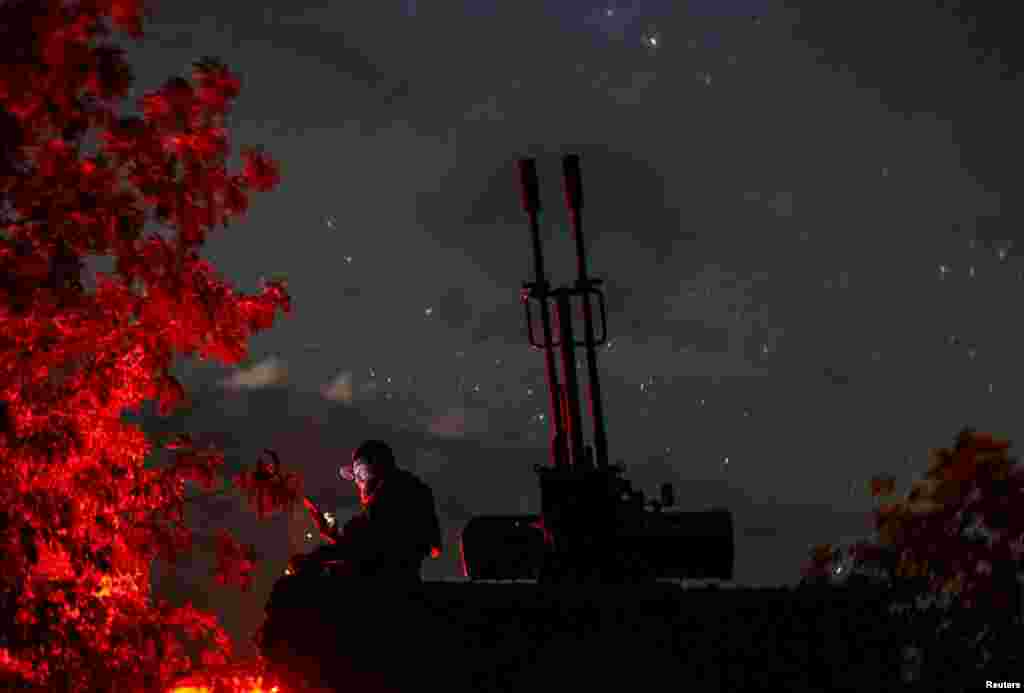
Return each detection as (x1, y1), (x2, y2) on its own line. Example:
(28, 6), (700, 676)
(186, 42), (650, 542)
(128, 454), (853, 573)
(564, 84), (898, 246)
(163, 433), (194, 451)
(204, 337), (247, 365)
(109, 0), (144, 38)
(234, 461), (303, 520)
(241, 149), (280, 192)
(194, 67), (240, 114)
(140, 92), (171, 121)
(869, 475), (896, 497)
(213, 530), (255, 591)
(173, 450), (223, 491)
(157, 374), (186, 416)
(224, 180), (248, 216)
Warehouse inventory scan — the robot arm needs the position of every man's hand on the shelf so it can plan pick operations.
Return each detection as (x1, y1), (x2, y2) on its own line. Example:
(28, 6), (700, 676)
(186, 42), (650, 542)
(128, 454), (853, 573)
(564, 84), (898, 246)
(303, 496), (337, 543)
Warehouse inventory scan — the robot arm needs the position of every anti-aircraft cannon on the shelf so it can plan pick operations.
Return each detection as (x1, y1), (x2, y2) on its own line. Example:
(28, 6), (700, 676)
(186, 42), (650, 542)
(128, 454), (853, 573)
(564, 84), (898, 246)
(458, 154), (733, 583)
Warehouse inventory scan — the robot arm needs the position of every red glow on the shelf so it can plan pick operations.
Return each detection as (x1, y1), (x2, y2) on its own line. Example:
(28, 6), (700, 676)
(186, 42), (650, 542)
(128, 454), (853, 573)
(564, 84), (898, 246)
(170, 676), (280, 693)
(459, 533), (469, 577)
(168, 662), (283, 693)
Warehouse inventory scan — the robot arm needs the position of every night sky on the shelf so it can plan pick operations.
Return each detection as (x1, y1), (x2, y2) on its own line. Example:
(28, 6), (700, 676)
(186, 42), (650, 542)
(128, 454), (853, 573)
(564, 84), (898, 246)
(95, 0), (1024, 657)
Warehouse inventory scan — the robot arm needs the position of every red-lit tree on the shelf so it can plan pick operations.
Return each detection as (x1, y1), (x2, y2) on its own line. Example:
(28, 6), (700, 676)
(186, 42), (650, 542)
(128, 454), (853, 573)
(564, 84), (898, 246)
(1, 1), (303, 690)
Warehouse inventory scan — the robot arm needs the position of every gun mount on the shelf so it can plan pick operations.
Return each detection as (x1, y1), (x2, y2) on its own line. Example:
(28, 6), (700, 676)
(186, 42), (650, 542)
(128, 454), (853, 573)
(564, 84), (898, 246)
(458, 154), (734, 583)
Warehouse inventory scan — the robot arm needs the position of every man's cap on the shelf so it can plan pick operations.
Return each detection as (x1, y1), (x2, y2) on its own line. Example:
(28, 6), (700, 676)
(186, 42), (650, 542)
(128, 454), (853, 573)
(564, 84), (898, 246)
(339, 439), (395, 480)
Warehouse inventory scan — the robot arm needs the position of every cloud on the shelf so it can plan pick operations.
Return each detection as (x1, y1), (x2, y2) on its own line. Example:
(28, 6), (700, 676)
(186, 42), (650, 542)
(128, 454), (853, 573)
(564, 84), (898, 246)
(426, 408), (470, 438)
(422, 407), (490, 439)
(219, 357), (288, 389)
(321, 371), (354, 404)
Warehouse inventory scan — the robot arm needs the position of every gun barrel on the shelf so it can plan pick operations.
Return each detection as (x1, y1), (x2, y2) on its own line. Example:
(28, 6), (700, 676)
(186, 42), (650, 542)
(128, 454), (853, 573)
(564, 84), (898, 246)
(517, 158), (568, 468)
(555, 291), (586, 469)
(561, 154), (609, 469)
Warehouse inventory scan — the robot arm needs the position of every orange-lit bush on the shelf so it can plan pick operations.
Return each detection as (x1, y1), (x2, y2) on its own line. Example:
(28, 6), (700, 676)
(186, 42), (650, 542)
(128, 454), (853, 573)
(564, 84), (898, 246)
(0, 1), (303, 690)
(804, 427), (1024, 613)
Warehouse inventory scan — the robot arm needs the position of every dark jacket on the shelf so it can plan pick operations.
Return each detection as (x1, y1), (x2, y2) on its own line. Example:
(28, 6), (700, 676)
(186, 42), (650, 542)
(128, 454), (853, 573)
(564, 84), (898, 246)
(330, 467), (442, 580)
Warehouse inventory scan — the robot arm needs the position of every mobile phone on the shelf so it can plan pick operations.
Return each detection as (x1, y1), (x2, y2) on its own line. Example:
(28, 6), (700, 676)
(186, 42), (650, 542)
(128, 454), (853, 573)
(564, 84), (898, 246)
(302, 496), (321, 514)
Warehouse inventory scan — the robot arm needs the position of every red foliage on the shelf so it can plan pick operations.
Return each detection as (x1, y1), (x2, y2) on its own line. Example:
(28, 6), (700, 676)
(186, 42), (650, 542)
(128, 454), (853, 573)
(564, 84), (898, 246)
(213, 530), (257, 593)
(0, 1), (302, 690)
(235, 450), (302, 521)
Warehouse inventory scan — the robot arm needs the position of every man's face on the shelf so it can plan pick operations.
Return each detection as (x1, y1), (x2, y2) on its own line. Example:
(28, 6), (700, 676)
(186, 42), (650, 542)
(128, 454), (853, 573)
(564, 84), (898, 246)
(351, 458), (380, 502)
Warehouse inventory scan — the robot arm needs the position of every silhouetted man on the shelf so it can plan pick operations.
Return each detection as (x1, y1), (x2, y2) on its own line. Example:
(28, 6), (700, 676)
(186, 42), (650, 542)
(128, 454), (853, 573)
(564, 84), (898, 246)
(297, 440), (443, 582)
